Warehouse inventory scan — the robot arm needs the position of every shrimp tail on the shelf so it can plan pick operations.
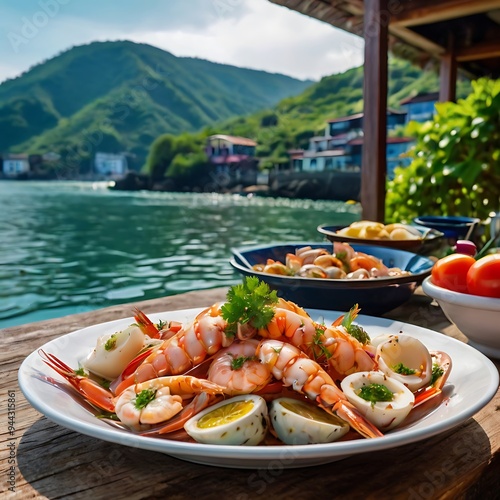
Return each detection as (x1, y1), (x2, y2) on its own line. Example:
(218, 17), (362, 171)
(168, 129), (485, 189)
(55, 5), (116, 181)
(133, 308), (161, 338)
(39, 350), (115, 412)
(328, 400), (383, 439)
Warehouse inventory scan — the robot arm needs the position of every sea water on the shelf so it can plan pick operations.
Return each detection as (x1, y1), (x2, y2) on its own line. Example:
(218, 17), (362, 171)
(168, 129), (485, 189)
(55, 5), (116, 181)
(0, 181), (360, 328)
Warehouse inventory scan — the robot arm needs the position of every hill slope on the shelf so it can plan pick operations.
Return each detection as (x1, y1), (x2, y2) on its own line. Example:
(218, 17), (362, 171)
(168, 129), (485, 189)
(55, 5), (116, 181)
(0, 41), (313, 170)
(215, 57), (472, 167)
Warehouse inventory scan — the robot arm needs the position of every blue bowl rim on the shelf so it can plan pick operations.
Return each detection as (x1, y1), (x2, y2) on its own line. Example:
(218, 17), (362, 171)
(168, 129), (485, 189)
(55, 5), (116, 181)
(413, 215), (481, 228)
(231, 242), (434, 289)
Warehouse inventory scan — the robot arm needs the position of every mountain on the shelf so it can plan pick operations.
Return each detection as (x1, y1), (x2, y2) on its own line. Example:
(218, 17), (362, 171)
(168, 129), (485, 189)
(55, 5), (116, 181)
(0, 40), (313, 171)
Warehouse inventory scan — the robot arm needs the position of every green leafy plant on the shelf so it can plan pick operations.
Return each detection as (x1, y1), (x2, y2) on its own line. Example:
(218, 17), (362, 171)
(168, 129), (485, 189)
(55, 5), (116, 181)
(386, 78), (500, 223)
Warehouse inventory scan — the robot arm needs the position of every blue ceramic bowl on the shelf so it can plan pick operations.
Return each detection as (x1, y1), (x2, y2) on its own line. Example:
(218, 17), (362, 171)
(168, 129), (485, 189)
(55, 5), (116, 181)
(230, 242), (434, 315)
(413, 216), (480, 240)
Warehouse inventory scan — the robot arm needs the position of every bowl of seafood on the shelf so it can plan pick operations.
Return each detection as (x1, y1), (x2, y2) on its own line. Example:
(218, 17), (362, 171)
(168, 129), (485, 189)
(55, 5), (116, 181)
(317, 221), (444, 253)
(230, 242), (434, 314)
(422, 276), (500, 358)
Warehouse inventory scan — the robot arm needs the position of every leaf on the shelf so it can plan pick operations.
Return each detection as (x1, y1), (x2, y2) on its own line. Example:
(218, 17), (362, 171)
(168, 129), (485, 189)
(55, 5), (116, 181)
(221, 277), (279, 330)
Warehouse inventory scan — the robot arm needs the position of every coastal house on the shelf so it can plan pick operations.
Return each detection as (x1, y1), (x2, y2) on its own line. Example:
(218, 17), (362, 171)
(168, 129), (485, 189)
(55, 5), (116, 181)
(2, 154), (30, 177)
(400, 92), (439, 123)
(289, 110), (412, 178)
(94, 152), (128, 177)
(205, 134), (258, 187)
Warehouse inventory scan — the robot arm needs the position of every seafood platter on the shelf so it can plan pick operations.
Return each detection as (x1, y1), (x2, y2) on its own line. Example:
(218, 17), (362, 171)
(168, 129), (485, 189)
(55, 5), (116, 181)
(230, 242), (434, 314)
(19, 277), (499, 468)
(317, 220), (444, 253)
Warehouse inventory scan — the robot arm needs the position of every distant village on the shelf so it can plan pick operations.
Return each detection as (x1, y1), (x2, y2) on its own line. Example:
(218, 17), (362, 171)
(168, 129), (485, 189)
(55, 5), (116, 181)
(0, 93), (437, 195)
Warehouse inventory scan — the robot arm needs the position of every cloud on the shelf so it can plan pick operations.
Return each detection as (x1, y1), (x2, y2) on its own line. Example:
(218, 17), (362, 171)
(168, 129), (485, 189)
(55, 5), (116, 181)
(0, 0), (364, 83)
(126, 1), (364, 80)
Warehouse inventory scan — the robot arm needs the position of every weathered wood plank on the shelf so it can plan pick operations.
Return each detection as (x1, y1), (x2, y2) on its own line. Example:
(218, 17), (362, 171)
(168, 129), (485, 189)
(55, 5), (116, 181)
(1, 287), (499, 499)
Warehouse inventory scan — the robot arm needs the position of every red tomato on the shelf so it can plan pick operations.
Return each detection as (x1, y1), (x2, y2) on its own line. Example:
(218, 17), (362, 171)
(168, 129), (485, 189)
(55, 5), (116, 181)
(466, 254), (500, 298)
(431, 253), (476, 293)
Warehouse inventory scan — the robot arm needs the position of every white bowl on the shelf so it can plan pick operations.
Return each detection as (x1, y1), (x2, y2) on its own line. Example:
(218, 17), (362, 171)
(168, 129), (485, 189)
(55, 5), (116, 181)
(422, 276), (500, 358)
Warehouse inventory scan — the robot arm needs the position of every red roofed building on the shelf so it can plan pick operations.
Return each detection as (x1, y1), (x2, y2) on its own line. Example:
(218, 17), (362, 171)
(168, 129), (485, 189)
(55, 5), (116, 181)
(205, 134), (258, 188)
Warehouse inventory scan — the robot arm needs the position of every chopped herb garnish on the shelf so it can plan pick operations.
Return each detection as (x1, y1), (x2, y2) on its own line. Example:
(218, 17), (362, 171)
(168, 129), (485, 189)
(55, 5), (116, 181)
(156, 319), (167, 330)
(221, 277), (278, 335)
(347, 324), (370, 344)
(357, 383), (394, 406)
(340, 304), (370, 344)
(311, 328), (331, 360)
(104, 333), (117, 351)
(431, 363), (444, 386)
(230, 355), (257, 370)
(75, 367), (87, 377)
(134, 389), (157, 410)
(100, 379), (111, 389)
(393, 363), (416, 375)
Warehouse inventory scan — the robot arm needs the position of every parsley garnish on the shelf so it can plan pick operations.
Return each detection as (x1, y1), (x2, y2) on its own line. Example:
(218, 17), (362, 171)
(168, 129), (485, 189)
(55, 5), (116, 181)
(134, 389), (157, 410)
(75, 367), (87, 377)
(393, 363), (416, 375)
(156, 319), (167, 330)
(221, 277), (279, 335)
(341, 304), (370, 344)
(230, 355), (257, 370)
(104, 333), (117, 351)
(311, 327), (331, 360)
(431, 363), (444, 386)
(357, 383), (394, 406)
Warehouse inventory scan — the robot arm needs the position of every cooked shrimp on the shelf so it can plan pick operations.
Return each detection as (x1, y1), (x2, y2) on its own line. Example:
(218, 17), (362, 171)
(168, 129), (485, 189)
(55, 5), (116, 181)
(349, 252), (389, 275)
(321, 305), (377, 380)
(332, 242), (356, 261)
(296, 247), (329, 265)
(114, 376), (225, 430)
(322, 323), (377, 379)
(113, 304), (232, 394)
(207, 340), (272, 395)
(256, 339), (382, 438)
(257, 306), (320, 353)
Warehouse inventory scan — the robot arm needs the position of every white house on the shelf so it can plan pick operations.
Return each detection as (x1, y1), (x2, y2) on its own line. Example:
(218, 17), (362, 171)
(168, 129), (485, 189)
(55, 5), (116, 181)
(2, 154), (30, 177)
(94, 152), (128, 177)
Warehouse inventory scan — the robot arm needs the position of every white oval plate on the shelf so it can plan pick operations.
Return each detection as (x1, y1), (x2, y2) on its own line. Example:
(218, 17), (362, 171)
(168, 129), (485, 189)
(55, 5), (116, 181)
(19, 308), (499, 469)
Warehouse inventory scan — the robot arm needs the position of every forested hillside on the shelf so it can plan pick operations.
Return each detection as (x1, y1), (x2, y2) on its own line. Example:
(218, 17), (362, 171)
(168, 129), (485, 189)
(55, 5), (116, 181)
(209, 58), (472, 168)
(0, 40), (312, 171)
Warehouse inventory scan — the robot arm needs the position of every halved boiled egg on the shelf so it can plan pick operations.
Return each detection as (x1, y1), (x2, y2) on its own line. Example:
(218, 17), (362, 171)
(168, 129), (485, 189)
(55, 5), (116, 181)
(269, 397), (349, 445)
(373, 334), (432, 392)
(340, 371), (414, 431)
(83, 324), (145, 380)
(184, 394), (269, 445)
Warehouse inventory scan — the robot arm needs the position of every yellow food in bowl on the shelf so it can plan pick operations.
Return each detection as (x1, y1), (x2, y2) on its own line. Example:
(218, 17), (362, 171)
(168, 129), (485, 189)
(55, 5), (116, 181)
(337, 221), (421, 241)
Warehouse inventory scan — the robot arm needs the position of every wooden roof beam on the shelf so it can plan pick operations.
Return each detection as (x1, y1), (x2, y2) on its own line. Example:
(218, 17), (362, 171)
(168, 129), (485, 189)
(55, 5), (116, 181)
(390, 0), (500, 28)
(389, 25), (446, 56)
(456, 40), (500, 61)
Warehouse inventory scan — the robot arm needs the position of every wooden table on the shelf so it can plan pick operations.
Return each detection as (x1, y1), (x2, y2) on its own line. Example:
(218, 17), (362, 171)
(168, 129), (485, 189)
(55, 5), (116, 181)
(1, 288), (499, 499)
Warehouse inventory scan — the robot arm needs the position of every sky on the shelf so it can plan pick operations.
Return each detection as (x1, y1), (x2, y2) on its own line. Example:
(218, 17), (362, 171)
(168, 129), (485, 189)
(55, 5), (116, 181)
(0, 0), (364, 83)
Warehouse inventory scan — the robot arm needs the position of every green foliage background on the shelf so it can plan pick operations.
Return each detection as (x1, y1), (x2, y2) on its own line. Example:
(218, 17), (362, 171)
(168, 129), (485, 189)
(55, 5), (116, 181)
(386, 78), (500, 222)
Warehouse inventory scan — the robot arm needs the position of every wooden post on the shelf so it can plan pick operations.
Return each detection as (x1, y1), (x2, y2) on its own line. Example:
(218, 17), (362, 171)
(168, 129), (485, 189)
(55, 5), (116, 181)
(361, 0), (389, 222)
(439, 33), (457, 102)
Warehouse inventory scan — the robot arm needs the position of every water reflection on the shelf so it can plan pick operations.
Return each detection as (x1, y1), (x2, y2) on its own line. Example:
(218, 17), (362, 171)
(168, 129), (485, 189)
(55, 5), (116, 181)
(0, 181), (360, 327)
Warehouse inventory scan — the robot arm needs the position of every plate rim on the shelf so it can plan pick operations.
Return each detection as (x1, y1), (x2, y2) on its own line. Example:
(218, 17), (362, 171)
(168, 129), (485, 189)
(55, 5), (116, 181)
(18, 308), (499, 468)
